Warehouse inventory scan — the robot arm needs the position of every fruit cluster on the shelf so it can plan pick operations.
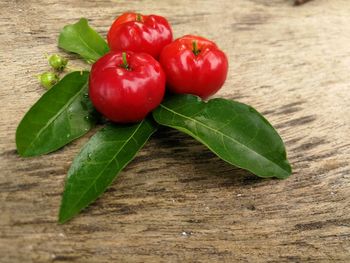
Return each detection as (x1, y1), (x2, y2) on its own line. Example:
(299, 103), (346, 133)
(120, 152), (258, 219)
(16, 13), (291, 223)
(38, 54), (68, 89)
(90, 12), (228, 123)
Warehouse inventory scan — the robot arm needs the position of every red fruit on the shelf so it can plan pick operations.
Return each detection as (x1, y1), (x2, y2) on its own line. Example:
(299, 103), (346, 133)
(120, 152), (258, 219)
(107, 13), (173, 59)
(89, 51), (166, 123)
(159, 35), (228, 99)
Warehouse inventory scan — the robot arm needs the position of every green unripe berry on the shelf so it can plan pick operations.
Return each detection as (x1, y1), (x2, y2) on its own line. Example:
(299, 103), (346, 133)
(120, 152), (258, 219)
(38, 72), (59, 89)
(48, 54), (68, 71)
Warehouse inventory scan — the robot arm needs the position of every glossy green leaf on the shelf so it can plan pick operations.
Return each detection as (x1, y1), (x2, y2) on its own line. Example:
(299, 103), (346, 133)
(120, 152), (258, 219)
(59, 119), (157, 223)
(16, 71), (96, 157)
(153, 95), (291, 179)
(58, 18), (109, 63)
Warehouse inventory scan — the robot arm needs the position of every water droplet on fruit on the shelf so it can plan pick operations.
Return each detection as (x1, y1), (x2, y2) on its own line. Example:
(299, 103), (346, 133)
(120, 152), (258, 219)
(84, 116), (90, 121)
(83, 92), (89, 98)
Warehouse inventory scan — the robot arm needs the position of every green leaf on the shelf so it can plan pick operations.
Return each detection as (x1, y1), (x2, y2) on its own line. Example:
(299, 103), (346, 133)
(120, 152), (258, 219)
(16, 71), (96, 157)
(153, 95), (292, 179)
(59, 119), (157, 223)
(58, 18), (109, 63)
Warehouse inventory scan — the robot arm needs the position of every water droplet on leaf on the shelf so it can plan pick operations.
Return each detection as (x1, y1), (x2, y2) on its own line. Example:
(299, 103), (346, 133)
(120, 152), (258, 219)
(80, 101), (88, 110)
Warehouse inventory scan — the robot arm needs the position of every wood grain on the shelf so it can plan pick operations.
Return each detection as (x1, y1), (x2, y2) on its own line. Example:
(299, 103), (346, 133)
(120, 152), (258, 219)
(295, 0), (313, 6)
(1, 0), (349, 262)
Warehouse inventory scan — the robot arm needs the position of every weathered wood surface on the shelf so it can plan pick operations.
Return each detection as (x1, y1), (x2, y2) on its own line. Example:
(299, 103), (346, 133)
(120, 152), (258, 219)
(1, 0), (349, 262)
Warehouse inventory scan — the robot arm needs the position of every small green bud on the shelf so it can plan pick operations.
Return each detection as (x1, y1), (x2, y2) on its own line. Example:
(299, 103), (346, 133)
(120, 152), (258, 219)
(38, 72), (59, 89)
(48, 54), (68, 71)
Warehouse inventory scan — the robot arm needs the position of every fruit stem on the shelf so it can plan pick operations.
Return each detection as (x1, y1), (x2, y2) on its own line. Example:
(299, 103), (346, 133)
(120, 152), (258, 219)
(192, 41), (200, 56)
(136, 13), (142, 22)
(121, 52), (130, 70)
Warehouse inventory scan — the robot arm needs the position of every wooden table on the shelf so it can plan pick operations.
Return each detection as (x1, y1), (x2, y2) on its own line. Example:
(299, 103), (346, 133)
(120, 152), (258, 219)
(1, 0), (349, 262)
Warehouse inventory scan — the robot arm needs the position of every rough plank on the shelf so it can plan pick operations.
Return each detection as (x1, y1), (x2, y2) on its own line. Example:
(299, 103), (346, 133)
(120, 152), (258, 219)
(0, 0), (349, 262)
